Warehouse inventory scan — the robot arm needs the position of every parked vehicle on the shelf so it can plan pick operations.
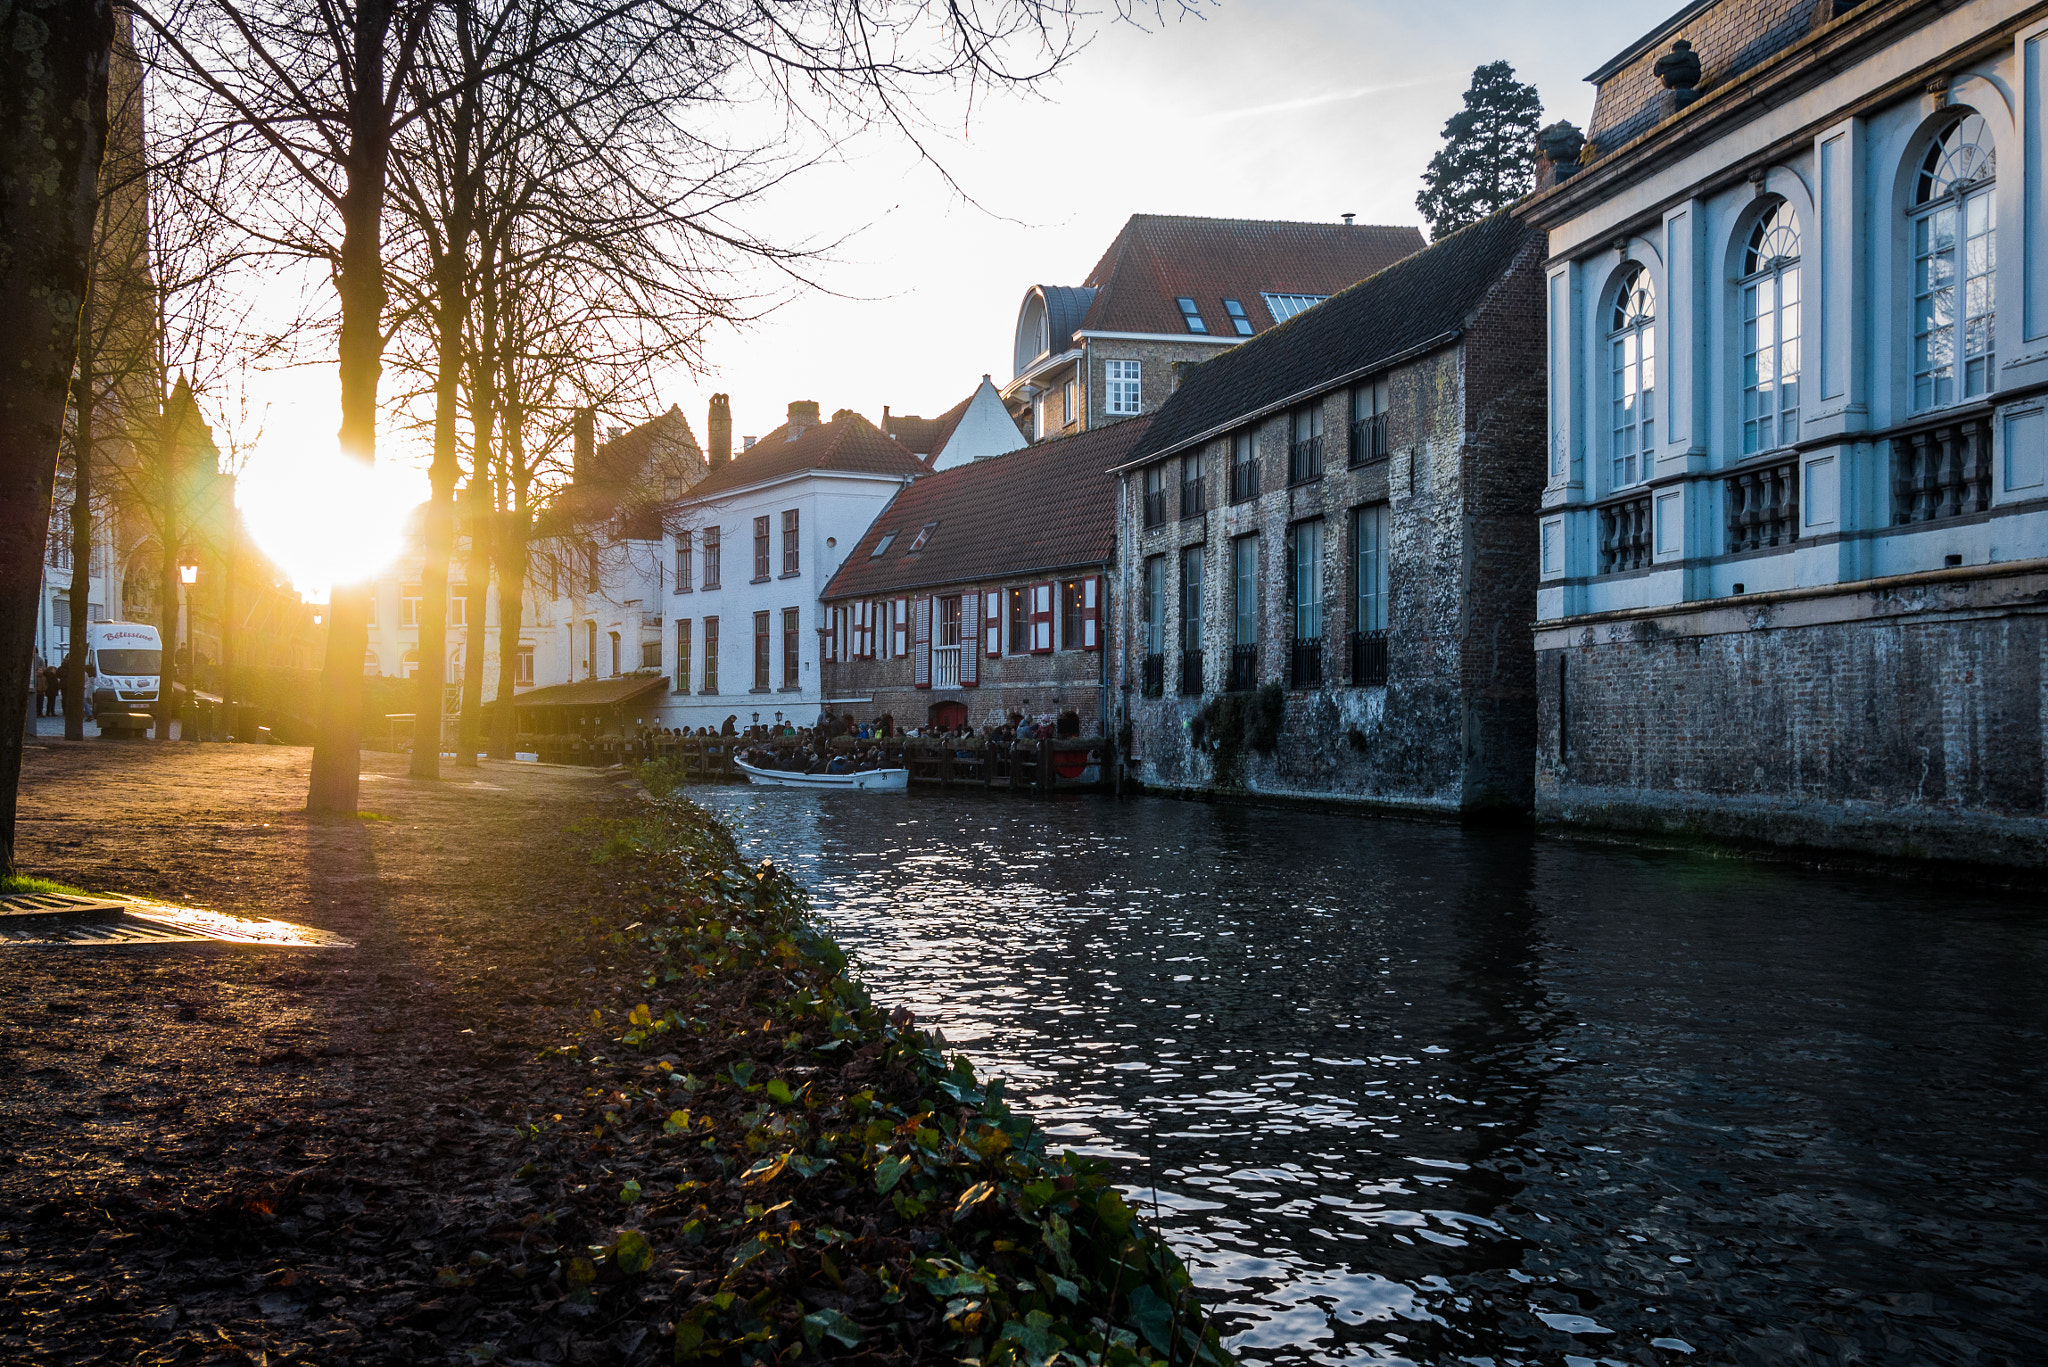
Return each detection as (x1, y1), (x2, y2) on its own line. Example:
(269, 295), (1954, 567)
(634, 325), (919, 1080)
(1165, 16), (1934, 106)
(87, 621), (162, 737)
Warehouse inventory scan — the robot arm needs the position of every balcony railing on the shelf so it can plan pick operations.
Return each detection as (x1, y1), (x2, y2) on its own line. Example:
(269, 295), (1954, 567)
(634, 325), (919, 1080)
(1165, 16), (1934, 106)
(932, 645), (962, 688)
(1289, 638), (1323, 689)
(1598, 494), (1653, 574)
(1181, 479), (1205, 520)
(1141, 653), (1164, 698)
(1230, 458), (1257, 504)
(1725, 459), (1799, 553)
(1143, 489), (1169, 528)
(1178, 649), (1203, 696)
(1350, 629), (1388, 686)
(1893, 416), (1993, 525)
(1228, 644), (1259, 692)
(1350, 412), (1389, 467)
(1288, 435), (1323, 485)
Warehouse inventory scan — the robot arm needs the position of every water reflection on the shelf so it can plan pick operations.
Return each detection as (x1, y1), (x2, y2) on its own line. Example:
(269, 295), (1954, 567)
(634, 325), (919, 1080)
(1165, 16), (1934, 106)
(687, 787), (2048, 1365)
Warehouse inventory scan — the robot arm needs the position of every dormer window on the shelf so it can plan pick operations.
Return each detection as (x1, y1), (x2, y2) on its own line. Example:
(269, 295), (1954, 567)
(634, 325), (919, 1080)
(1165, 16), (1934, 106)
(870, 532), (896, 558)
(1176, 297), (1208, 334)
(908, 523), (936, 552)
(1222, 298), (1254, 336)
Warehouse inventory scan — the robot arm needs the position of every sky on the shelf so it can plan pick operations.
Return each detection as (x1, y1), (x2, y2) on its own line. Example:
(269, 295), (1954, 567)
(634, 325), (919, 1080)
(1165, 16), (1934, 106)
(234, 0), (1664, 597)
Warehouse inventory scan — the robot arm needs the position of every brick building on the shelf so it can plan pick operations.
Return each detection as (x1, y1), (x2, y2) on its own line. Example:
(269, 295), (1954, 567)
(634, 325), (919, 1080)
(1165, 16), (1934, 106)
(1522, 0), (2048, 866)
(819, 419), (1152, 734)
(1112, 211), (1548, 812)
(1001, 215), (1422, 442)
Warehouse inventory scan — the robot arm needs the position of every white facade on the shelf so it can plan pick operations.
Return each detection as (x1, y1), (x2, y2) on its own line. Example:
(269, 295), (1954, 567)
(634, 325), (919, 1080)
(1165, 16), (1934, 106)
(1533, 0), (2048, 622)
(931, 376), (1030, 469)
(657, 469), (916, 731)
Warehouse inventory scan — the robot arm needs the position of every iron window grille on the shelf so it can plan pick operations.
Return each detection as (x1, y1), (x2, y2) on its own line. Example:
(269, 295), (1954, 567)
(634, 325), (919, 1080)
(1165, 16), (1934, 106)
(1350, 629), (1388, 686)
(1178, 650), (1204, 696)
(1290, 638), (1322, 689)
(1180, 455), (1205, 519)
(1228, 644), (1259, 692)
(1229, 433), (1257, 504)
(1289, 406), (1324, 485)
(1142, 654), (1165, 698)
(1351, 379), (1390, 466)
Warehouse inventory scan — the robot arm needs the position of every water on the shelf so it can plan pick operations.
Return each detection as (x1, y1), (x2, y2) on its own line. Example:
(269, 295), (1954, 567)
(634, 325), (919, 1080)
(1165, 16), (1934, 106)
(686, 787), (2048, 1366)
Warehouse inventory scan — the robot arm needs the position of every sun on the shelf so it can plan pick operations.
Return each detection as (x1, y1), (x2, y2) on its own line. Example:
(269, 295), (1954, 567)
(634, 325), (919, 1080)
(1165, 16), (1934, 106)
(235, 384), (421, 601)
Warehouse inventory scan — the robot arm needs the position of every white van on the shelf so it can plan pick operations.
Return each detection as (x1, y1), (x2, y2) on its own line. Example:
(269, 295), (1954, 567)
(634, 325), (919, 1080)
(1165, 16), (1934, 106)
(87, 621), (162, 736)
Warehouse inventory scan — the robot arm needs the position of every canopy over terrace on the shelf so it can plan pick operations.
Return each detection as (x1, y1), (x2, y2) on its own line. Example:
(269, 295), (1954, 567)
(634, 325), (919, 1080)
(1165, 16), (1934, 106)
(499, 674), (670, 740)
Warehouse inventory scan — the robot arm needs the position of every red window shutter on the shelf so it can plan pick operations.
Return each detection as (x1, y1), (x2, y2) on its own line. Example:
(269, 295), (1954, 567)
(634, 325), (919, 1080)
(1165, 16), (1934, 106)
(1030, 582), (1053, 654)
(961, 593), (979, 687)
(913, 595), (932, 688)
(984, 591), (1000, 656)
(1082, 574), (1102, 651)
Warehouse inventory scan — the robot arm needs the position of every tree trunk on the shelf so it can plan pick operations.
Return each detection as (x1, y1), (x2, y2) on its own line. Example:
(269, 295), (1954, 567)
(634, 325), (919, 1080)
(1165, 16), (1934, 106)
(491, 509), (526, 760)
(411, 473), (455, 776)
(307, 0), (395, 816)
(156, 486), (178, 741)
(0, 0), (113, 874)
(455, 486), (488, 766)
(220, 514), (235, 737)
(66, 271), (96, 740)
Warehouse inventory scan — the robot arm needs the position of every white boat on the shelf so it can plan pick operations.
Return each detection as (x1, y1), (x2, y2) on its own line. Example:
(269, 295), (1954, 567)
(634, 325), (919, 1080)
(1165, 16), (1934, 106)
(733, 757), (909, 791)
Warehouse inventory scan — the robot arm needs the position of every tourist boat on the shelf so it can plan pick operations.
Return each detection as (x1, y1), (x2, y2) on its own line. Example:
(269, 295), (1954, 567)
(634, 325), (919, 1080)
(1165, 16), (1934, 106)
(733, 757), (909, 791)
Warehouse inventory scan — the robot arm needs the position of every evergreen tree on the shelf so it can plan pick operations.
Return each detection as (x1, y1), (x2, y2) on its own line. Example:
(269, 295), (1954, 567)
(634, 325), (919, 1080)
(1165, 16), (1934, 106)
(1416, 61), (1544, 240)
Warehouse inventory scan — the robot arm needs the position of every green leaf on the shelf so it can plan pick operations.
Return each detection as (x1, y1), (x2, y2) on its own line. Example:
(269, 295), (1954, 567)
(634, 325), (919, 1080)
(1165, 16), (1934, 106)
(612, 1229), (653, 1275)
(1094, 1188), (1134, 1237)
(742, 1152), (789, 1186)
(729, 1060), (756, 1090)
(1049, 1273), (1080, 1303)
(628, 1003), (652, 1027)
(874, 1152), (911, 1195)
(664, 1109), (692, 1135)
(1124, 1284), (1174, 1353)
(954, 1180), (995, 1216)
(995, 1310), (1065, 1366)
(619, 1179), (642, 1204)
(800, 1307), (863, 1349)
(565, 1256), (596, 1285)
(765, 1078), (794, 1105)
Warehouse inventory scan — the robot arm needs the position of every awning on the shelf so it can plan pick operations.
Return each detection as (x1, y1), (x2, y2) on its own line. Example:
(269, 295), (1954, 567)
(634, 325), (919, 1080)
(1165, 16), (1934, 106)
(511, 675), (669, 709)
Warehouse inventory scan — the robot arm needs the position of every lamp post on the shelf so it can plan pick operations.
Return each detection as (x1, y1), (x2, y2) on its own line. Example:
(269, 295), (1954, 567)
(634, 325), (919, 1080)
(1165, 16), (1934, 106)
(178, 560), (199, 740)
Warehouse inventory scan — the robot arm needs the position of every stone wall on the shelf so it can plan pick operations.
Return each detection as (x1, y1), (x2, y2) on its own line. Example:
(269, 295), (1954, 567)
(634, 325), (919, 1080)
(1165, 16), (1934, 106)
(1535, 563), (2048, 867)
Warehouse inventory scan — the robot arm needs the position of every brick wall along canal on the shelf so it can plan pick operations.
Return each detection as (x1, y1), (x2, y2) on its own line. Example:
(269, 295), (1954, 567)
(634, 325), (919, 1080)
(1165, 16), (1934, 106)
(685, 787), (2048, 1366)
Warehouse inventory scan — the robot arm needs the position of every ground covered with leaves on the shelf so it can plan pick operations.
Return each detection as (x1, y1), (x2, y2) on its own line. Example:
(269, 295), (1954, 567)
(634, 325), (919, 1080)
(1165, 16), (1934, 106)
(0, 742), (1223, 1365)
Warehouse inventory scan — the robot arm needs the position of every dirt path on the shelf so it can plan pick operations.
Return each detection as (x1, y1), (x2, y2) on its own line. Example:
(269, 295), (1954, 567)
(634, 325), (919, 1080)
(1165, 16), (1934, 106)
(0, 740), (626, 1364)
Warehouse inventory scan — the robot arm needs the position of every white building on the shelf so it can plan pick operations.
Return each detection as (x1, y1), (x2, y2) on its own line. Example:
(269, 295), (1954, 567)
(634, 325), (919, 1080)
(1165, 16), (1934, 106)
(656, 401), (926, 732)
(1522, 0), (2048, 863)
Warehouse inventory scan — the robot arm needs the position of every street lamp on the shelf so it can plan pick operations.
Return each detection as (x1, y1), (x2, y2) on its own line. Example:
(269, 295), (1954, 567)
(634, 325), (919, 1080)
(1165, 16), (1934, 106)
(178, 561), (199, 585)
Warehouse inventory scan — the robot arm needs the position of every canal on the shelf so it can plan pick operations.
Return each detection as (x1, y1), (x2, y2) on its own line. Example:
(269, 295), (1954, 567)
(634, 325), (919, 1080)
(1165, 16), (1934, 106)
(685, 786), (2048, 1366)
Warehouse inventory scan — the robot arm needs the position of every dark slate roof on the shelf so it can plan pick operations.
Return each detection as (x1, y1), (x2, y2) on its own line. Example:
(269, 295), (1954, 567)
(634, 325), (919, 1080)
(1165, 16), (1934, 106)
(884, 390), (974, 460)
(1586, 0), (1824, 152)
(510, 674), (669, 709)
(822, 417), (1152, 600)
(1039, 285), (1098, 354)
(1122, 211), (1540, 467)
(1076, 215), (1423, 337)
(684, 410), (927, 500)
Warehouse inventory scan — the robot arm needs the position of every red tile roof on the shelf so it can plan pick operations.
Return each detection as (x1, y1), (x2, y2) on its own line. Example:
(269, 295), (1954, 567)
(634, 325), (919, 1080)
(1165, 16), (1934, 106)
(822, 417), (1152, 600)
(684, 410), (927, 500)
(1075, 215), (1424, 337)
(884, 391), (974, 460)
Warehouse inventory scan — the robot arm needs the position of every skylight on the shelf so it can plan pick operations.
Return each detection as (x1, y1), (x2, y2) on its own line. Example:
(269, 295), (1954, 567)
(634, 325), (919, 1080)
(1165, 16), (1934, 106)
(870, 532), (896, 557)
(908, 523), (936, 552)
(1222, 298), (1254, 336)
(1176, 297), (1208, 334)
(1262, 293), (1329, 324)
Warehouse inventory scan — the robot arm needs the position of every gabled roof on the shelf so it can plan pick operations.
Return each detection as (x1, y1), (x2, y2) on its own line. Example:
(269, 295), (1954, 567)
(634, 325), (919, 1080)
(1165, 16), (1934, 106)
(884, 391), (974, 459)
(1124, 211), (1541, 465)
(584, 405), (701, 488)
(1075, 214), (1424, 337)
(822, 417), (1152, 600)
(684, 410), (928, 501)
(538, 406), (705, 540)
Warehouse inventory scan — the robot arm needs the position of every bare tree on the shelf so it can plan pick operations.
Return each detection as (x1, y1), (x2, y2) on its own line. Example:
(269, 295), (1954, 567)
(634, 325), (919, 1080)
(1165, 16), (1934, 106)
(1, 0), (113, 877)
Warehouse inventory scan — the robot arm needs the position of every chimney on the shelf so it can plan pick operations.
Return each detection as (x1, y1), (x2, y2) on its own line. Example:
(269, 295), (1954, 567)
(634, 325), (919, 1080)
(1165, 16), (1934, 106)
(785, 399), (820, 440)
(572, 406), (594, 483)
(1341, 213), (1355, 226)
(708, 392), (731, 469)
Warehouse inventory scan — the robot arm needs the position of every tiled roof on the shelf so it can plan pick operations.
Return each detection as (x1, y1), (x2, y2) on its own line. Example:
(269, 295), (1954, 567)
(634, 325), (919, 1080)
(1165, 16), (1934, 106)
(587, 405), (700, 487)
(1124, 211), (1541, 465)
(884, 391), (974, 460)
(535, 406), (703, 540)
(684, 410), (928, 500)
(1586, 0), (1824, 152)
(822, 417), (1152, 600)
(1076, 215), (1424, 337)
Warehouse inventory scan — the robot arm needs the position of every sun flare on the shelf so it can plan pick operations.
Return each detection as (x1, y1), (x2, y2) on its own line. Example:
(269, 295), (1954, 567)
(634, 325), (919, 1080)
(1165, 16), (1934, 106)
(237, 440), (416, 602)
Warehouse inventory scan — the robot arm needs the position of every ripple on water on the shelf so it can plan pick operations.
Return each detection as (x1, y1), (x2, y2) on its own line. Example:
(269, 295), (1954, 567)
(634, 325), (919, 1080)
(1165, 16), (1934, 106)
(689, 788), (2048, 1366)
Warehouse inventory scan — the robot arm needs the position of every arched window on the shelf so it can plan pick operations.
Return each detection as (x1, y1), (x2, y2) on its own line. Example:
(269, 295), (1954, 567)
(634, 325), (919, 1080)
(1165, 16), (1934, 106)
(401, 648), (420, 679)
(1608, 267), (1656, 489)
(1741, 201), (1802, 453)
(1912, 113), (1996, 409)
(363, 650), (381, 677)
